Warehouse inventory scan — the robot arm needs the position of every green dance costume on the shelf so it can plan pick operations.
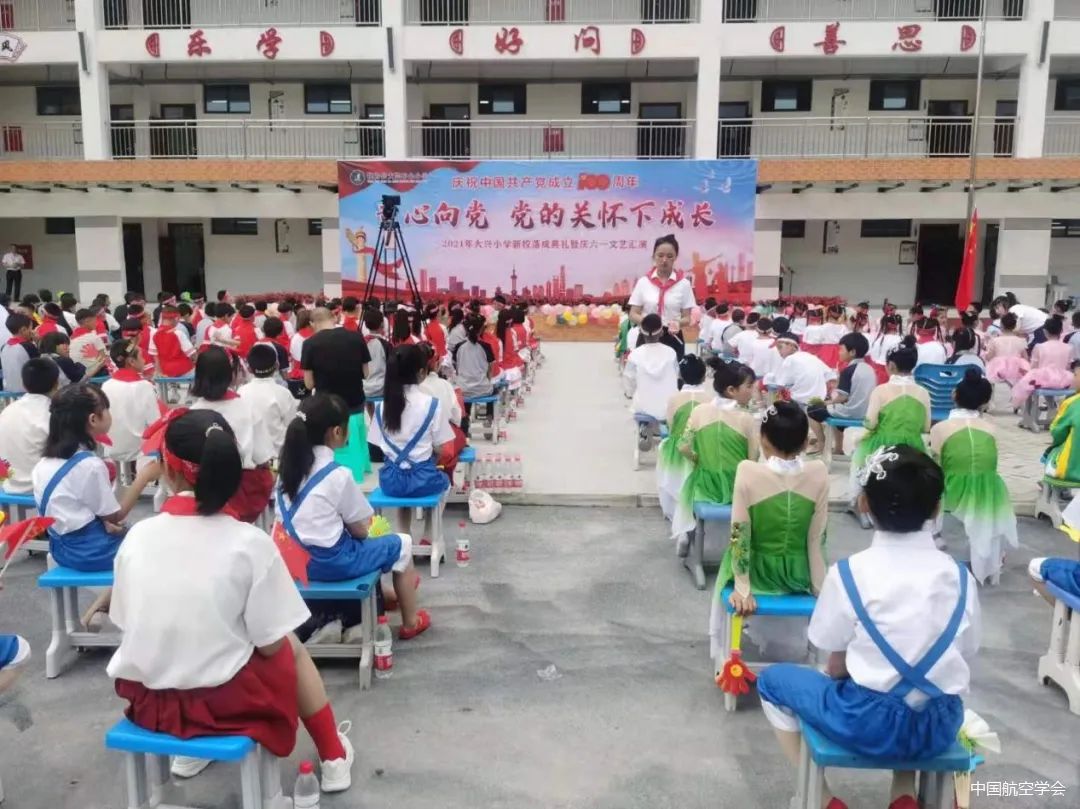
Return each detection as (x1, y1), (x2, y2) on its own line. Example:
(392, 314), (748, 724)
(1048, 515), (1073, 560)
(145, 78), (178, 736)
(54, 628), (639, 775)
(1045, 392), (1080, 481)
(656, 386), (713, 521)
(852, 376), (931, 467)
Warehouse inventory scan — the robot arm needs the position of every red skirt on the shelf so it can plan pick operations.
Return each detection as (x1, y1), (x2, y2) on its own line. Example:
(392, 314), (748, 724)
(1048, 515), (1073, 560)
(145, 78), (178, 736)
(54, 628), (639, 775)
(114, 642), (299, 757)
(228, 467), (275, 523)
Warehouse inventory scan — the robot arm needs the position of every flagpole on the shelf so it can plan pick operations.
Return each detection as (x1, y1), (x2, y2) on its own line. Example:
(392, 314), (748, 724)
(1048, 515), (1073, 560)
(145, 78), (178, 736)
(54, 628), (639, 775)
(963, 4), (989, 250)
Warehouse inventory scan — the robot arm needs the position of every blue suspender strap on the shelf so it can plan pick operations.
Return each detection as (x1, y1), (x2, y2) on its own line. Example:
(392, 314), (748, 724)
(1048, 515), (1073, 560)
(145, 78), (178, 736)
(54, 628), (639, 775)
(376, 398), (439, 469)
(837, 558), (968, 700)
(38, 451), (94, 517)
(374, 405), (405, 463)
(276, 462), (341, 541)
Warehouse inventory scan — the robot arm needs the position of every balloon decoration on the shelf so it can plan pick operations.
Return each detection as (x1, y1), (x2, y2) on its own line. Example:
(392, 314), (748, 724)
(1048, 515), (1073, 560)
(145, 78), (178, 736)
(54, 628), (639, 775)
(577, 313), (588, 325)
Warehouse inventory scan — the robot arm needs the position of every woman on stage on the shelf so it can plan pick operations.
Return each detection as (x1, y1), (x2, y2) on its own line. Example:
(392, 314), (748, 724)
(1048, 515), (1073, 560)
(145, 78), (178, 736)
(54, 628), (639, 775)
(628, 234), (697, 359)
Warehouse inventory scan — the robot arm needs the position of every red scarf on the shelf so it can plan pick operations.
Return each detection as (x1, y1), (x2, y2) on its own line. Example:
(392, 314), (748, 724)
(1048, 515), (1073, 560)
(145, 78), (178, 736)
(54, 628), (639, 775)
(160, 496), (202, 516)
(647, 269), (685, 318)
(342, 315), (360, 332)
(72, 326), (92, 338)
(299, 326), (313, 339)
(6, 337), (25, 346)
(111, 368), (143, 383)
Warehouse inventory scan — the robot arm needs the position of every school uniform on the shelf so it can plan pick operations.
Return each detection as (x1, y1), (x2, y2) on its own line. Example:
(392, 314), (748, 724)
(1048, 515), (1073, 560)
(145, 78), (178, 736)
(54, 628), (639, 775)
(33, 451), (122, 571)
(420, 373), (466, 475)
(287, 326), (313, 391)
(44, 352), (88, 387)
(102, 369), (162, 463)
(277, 446), (412, 582)
(728, 328), (759, 362)
(622, 341), (679, 421)
(447, 322), (468, 355)
(746, 335), (782, 380)
(108, 494), (311, 756)
(916, 340), (948, 366)
(71, 327), (108, 371)
(194, 316), (214, 347)
(453, 339), (496, 400)
(234, 318), (258, 358)
(1, 339), (39, 392)
(0, 393), (51, 494)
(35, 315), (65, 338)
(371, 386), (455, 498)
(628, 270), (697, 358)
(363, 334), (391, 398)
(150, 323), (195, 377)
(205, 320), (234, 349)
(767, 350), (837, 406)
(808, 358), (876, 423)
(239, 376), (298, 456)
(425, 320), (448, 360)
(757, 529), (980, 760)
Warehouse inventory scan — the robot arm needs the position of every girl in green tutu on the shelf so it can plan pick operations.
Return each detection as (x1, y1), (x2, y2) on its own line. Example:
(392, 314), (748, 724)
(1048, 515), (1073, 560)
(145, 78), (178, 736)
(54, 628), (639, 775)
(929, 368), (1017, 584)
(656, 355), (712, 522)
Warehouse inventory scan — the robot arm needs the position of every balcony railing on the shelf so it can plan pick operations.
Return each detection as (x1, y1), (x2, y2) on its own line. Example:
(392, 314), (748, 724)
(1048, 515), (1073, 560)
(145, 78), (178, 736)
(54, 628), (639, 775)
(722, 0), (1025, 22)
(0, 121), (82, 160)
(109, 119), (386, 159)
(405, 0), (700, 25)
(715, 116), (1018, 159)
(101, 0), (381, 29)
(1, 0), (76, 30)
(407, 118), (694, 159)
(1044, 116), (1080, 156)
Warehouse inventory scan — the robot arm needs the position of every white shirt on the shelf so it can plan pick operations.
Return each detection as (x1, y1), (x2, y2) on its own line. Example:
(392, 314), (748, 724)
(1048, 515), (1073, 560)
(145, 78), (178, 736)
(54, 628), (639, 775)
(0, 393), (51, 494)
(32, 453), (121, 534)
(808, 530), (980, 708)
(238, 377), (298, 455)
(623, 342), (679, 420)
(106, 502), (311, 690)
(420, 373), (462, 427)
(628, 272), (697, 325)
(768, 351), (837, 404)
(699, 313), (715, 344)
(70, 331), (108, 370)
(2, 250), (25, 272)
(194, 317), (214, 346)
(916, 341), (948, 367)
(728, 327), (760, 360)
(803, 322), (848, 344)
(206, 323), (234, 347)
(101, 377), (161, 462)
(190, 395), (274, 468)
(278, 446), (374, 548)
(868, 333), (902, 365)
(707, 318), (733, 352)
(147, 323), (194, 358)
(370, 386), (455, 467)
(746, 336), (782, 379)
(1009, 304), (1049, 335)
(0, 303), (9, 344)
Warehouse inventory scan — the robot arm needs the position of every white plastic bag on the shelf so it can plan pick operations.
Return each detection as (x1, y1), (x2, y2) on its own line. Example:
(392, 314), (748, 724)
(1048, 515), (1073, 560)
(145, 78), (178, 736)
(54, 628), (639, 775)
(469, 489), (502, 524)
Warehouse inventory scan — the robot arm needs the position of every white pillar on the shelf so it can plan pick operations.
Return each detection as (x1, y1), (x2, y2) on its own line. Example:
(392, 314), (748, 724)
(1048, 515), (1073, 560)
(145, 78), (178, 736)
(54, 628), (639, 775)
(132, 85), (152, 158)
(693, 0), (723, 160)
(73, 0), (110, 159)
(993, 218), (1052, 307)
(321, 217), (343, 298)
(1014, 1), (1052, 158)
(382, 1), (408, 159)
(75, 216), (125, 303)
(751, 220), (782, 301)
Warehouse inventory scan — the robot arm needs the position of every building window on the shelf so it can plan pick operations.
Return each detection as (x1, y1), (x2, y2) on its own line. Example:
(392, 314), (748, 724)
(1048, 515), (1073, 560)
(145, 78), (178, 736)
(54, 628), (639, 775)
(869, 79), (920, 112)
(308, 219), (323, 236)
(1055, 79), (1080, 112)
(1051, 220), (1080, 238)
(44, 217), (76, 235)
(581, 82), (631, 115)
(761, 80), (812, 113)
(781, 220), (806, 239)
(203, 85), (251, 114)
(211, 218), (258, 236)
(478, 83), (527, 115)
(305, 84), (352, 115)
(36, 86), (80, 116)
(860, 219), (912, 238)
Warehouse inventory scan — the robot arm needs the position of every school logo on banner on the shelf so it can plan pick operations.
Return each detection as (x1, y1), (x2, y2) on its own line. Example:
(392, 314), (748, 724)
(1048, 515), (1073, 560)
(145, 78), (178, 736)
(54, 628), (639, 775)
(0, 33), (27, 62)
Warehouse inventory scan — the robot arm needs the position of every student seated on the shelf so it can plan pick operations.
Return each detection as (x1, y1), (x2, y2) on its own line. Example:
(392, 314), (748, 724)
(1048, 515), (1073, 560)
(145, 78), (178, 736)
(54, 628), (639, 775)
(757, 446), (980, 809)
(983, 312), (1029, 387)
(418, 342), (465, 480)
(70, 307), (110, 372)
(277, 394), (430, 643)
(1011, 316), (1073, 411)
(929, 369), (1017, 585)
(0, 358), (59, 494)
(766, 332), (837, 410)
(808, 333), (875, 456)
(623, 313), (679, 436)
(1, 312), (38, 392)
(656, 355), (712, 522)
(708, 402), (829, 657)
(1042, 360), (1080, 481)
(912, 314), (947, 366)
(33, 384), (158, 572)
(670, 359), (759, 543)
(255, 316), (291, 377)
(362, 308), (392, 400)
(1029, 556), (1080, 604)
(866, 313), (903, 384)
(102, 339), (162, 465)
(106, 410), (355, 791)
(946, 327), (985, 371)
(239, 345), (298, 458)
(0, 634), (31, 695)
(150, 305), (196, 378)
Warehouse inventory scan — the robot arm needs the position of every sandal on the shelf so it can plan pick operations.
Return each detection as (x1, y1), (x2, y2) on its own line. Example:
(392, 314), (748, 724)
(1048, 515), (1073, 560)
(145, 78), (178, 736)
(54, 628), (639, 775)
(399, 609), (431, 640)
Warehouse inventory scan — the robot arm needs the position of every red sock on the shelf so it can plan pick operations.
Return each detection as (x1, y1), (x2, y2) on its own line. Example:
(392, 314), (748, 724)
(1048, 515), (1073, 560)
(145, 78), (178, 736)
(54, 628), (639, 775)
(302, 703), (345, 761)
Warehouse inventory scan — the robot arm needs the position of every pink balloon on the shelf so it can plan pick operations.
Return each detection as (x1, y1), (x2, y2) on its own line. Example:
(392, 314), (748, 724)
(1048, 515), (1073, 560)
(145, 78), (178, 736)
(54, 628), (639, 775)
(541, 304), (553, 315)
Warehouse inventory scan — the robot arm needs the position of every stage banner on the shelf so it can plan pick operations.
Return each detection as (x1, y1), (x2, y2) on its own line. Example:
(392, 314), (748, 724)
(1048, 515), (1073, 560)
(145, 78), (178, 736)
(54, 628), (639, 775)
(337, 159), (758, 308)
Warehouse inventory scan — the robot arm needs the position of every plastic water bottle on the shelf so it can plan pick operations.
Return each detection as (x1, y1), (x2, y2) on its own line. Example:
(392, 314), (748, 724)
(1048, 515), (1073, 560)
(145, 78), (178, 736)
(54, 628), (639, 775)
(511, 454), (524, 489)
(374, 615), (393, 679)
(455, 521), (470, 567)
(293, 761), (320, 808)
(477, 454), (490, 489)
(493, 454), (506, 490)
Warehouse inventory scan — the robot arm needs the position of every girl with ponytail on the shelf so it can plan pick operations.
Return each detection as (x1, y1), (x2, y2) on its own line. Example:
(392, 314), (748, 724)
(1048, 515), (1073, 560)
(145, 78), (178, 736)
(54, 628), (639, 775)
(109, 409), (357, 793)
(656, 354), (712, 521)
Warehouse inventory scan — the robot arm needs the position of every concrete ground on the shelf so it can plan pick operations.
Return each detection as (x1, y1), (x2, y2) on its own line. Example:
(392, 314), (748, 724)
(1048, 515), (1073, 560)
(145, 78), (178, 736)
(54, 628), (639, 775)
(1, 505), (1078, 809)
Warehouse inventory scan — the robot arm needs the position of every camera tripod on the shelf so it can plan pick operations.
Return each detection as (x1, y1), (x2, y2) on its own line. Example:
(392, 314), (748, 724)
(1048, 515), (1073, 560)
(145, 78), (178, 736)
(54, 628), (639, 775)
(361, 214), (424, 311)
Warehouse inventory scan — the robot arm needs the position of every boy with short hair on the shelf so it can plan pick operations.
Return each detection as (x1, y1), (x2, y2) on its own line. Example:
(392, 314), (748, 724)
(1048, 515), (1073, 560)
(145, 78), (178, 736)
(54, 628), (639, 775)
(0, 357), (59, 492)
(239, 344), (298, 455)
(623, 313), (679, 425)
(1, 312), (38, 392)
(70, 308), (109, 371)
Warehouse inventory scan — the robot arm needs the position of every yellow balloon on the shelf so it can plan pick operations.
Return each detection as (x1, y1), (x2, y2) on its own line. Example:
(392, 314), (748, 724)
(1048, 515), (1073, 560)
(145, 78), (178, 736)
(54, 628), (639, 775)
(565, 314), (577, 326)
(577, 313), (588, 325)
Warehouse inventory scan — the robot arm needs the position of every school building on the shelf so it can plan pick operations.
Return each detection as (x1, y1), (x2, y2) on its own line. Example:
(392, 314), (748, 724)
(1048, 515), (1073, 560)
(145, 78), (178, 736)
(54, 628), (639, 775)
(1, 0), (1079, 306)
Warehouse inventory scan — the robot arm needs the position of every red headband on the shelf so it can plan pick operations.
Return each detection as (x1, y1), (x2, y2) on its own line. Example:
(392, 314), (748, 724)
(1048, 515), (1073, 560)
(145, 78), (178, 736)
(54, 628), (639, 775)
(162, 444), (201, 485)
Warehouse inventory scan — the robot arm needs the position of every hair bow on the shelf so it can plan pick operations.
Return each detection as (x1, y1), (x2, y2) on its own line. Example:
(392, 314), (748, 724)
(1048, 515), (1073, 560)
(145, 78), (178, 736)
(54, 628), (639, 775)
(857, 446), (900, 487)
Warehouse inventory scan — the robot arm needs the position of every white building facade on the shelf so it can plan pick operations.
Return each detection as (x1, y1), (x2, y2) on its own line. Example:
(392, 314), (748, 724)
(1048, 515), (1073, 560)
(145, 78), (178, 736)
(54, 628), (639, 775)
(1, 0), (1079, 306)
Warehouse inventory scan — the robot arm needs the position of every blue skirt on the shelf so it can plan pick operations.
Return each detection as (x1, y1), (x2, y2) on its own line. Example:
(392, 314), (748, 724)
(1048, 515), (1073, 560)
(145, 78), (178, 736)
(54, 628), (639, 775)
(757, 663), (964, 761)
(1041, 558), (1080, 599)
(378, 456), (449, 500)
(306, 530), (403, 582)
(0, 635), (21, 669)
(49, 518), (122, 572)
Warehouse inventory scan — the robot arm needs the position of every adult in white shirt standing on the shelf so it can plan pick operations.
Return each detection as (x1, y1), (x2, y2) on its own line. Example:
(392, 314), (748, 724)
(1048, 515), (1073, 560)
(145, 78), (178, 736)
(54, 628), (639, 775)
(627, 234), (697, 359)
(2, 243), (25, 300)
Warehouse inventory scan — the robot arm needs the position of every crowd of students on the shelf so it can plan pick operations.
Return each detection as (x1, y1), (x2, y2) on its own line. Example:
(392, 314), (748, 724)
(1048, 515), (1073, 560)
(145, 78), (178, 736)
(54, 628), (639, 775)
(0, 286), (541, 798)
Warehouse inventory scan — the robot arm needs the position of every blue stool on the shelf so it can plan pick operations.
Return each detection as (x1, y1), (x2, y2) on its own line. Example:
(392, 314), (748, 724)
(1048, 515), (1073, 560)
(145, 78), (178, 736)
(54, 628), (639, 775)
(1033, 475), (1080, 528)
(105, 718), (284, 809)
(683, 502), (731, 590)
(796, 720), (981, 809)
(632, 413), (666, 471)
(716, 586), (817, 711)
(298, 571), (380, 690)
(0, 491), (41, 544)
(459, 445), (478, 496)
(1038, 581), (1080, 714)
(367, 487), (447, 577)
(1024, 387), (1074, 433)
(823, 416), (863, 468)
(37, 567), (117, 678)
(465, 394), (502, 444)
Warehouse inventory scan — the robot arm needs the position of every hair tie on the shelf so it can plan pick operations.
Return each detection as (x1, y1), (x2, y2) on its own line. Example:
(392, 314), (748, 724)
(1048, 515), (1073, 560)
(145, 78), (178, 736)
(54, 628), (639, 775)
(857, 446), (900, 487)
(205, 423), (224, 437)
(761, 405), (778, 423)
(295, 411), (307, 423)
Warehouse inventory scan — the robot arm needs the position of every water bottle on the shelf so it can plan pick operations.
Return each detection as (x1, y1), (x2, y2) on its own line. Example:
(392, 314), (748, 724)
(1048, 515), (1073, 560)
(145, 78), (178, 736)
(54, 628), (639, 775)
(512, 454), (524, 489)
(374, 615), (393, 679)
(493, 454), (505, 490)
(455, 521), (470, 567)
(477, 454), (491, 489)
(293, 761), (320, 808)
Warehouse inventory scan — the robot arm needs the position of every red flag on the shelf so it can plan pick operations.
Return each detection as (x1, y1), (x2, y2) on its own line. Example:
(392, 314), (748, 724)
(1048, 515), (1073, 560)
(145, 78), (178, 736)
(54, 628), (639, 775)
(1, 517), (55, 560)
(271, 521), (311, 586)
(955, 209), (978, 313)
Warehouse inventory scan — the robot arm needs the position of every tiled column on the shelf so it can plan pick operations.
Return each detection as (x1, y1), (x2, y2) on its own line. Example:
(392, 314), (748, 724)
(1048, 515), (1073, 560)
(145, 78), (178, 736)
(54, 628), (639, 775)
(751, 219), (782, 301)
(75, 216), (125, 302)
(321, 217), (343, 298)
(994, 218), (1052, 307)
(73, 0), (111, 159)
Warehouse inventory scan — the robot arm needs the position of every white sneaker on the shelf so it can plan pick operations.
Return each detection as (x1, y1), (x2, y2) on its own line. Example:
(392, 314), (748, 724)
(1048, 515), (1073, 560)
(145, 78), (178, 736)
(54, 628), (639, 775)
(320, 722), (354, 793)
(305, 620), (343, 646)
(170, 756), (212, 778)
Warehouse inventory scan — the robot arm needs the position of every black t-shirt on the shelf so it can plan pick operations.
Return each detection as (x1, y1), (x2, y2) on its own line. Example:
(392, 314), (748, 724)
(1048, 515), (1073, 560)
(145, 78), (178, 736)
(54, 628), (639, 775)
(301, 327), (371, 412)
(836, 363), (856, 396)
